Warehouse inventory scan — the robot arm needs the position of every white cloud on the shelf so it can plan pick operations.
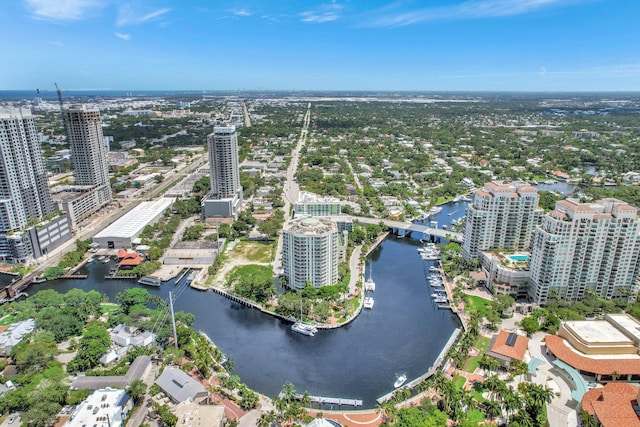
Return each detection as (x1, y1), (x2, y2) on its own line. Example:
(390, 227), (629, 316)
(300, 2), (343, 23)
(47, 40), (64, 47)
(115, 32), (130, 41)
(368, 0), (591, 27)
(116, 5), (171, 26)
(25, 0), (104, 22)
(229, 8), (252, 17)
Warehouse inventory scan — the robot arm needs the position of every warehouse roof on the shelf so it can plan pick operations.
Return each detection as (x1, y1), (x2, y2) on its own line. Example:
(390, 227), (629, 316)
(94, 198), (173, 240)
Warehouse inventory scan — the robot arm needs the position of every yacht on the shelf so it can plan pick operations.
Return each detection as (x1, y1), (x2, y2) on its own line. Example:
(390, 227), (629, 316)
(428, 206), (443, 216)
(429, 266), (439, 273)
(31, 275), (47, 284)
(437, 303), (451, 309)
(394, 374), (407, 388)
(138, 275), (162, 287)
(291, 322), (317, 336)
(433, 296), (448, 304)
(364, 297), (375, 309)
(364, 262), (376, 292)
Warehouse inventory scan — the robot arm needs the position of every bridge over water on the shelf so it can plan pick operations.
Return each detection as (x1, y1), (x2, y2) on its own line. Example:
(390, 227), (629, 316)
(347, 216), (463, 243)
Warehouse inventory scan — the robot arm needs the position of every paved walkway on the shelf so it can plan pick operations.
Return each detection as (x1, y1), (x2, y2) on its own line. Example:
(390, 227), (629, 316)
(527, 332), (578, 427)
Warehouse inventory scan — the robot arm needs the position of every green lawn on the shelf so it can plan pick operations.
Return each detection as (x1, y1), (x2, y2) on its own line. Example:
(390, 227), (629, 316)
(464, 336), (491, 373)
(100, 303), (119, 314)
(453, 375), (467, 389)
(465, 295), (494, 317)
(231, 240), (275, 263)
(0, 314), (15, 326)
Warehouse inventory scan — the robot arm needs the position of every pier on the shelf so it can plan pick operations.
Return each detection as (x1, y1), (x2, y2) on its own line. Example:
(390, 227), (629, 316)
(282, 393), (363, 408)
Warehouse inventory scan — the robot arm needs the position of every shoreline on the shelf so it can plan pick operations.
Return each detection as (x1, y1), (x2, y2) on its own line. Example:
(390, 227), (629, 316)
(190, 232), (390, 330)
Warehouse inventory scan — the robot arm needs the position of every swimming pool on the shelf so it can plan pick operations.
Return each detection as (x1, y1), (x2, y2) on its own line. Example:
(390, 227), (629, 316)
(509, 254), (530, 262)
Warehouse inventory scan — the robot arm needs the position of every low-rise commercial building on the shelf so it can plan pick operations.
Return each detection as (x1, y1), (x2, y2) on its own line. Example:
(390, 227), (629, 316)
(93, 198), (173, 248)
(155, 367), (209, 404)
(294, 191), (342, 217)
(545, 314), (640, 381)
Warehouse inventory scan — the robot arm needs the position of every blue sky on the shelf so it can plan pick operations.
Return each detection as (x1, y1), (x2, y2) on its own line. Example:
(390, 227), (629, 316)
(1, 0), (639, 91)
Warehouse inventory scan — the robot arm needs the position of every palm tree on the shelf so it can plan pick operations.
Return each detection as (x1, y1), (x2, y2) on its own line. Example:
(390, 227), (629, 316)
(257, 412), (271, 427)
(509, 359), (529, 382)
(483, 399), (502, 423)
(579, 409), (598, 427)
(281, 381), (297, 403)
(301, 391), (312, 408)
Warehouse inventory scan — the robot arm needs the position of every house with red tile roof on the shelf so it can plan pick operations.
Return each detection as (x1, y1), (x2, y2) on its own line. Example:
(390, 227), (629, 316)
(485, 330), (529, 366)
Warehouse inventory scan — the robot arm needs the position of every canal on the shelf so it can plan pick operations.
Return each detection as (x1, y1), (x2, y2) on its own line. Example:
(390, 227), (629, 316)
(28, 204), (467, 408)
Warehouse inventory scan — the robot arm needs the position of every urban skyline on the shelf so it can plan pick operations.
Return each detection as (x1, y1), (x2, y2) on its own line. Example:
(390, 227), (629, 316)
(2, 0), (639, 91)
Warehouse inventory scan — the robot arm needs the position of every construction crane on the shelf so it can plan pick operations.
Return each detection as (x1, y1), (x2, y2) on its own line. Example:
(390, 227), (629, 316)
(37, 84), (67, 135)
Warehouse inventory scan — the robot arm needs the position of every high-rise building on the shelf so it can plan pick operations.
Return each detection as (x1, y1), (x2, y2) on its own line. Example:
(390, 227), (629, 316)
(0, 108), (71, 262)
(202, 126), (243, 219)
(462, 181), (543, 261)
(64, 105), (112, 206)
(281, 217), (347, 289)
(529, 198), (640, 304)
(53, 105), (112, 228)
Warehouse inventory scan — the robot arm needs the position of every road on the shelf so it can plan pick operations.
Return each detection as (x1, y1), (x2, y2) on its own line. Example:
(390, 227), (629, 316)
(273, 103), (311, 275)
(242, 102), (251, 128)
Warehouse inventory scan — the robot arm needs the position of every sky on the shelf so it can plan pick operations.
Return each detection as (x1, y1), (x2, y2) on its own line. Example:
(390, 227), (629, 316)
(1, 0), (639, 91)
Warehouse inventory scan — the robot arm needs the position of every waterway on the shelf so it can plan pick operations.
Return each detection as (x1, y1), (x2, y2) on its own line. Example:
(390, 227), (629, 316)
(28, 204), (467, 408)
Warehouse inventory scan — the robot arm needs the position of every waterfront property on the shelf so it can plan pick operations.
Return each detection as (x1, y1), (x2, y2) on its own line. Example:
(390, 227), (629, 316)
(480, 251), (531, 299)
(529, 198), (640, 303)
(281, 217), (347, 289)
(155, 366), (209, 403)
(462, 181), (543, 261)
(92, 198), (173, 248)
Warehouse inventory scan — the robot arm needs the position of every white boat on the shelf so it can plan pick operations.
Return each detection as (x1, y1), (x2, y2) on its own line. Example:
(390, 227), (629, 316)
(138, 275), (162, 287)
(429, 266), (439, 272)
(394, 374), (407, 388)
(31, 275), (47, 284)
(431, 293), (447, 299)
(460, 195), (473, 202)
(365, 261), (375, 292)
(428, 206), (443, 216)
(453, 195), (462, 202)
(291, 301), (318, 336)
(364, 297), (375, 309)
(87, 257), (94, 263)
(185, 271), (196, 284)
(433, 296), (448, 304)
(102, 256), (110, 264)
(437, 303), (451, 309)
(291, 322), (317, 336)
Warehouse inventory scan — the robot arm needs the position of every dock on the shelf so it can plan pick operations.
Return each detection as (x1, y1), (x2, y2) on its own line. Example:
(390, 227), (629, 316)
(282, 393), (363, 408)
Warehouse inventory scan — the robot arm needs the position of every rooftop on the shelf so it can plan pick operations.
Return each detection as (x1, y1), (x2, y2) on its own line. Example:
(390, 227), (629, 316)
(546, 335), (640, 376)
(581, 382), (640, 427)
(486, 330), (529, 362)
(564, 320), (632, 344)
(94, 198), (173, 240)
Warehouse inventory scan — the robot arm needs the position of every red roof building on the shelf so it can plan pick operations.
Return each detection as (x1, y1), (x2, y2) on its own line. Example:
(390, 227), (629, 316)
(581, 382), (640, 427)
(117, 248), (144, 267)
(486, 330), (529, 365)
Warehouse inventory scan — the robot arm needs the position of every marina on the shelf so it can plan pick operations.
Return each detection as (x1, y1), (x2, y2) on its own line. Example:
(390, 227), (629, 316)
(26, 200), (466, 407)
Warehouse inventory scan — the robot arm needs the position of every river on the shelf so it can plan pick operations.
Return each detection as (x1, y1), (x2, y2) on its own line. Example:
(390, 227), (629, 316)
(28, 204), (467, 408)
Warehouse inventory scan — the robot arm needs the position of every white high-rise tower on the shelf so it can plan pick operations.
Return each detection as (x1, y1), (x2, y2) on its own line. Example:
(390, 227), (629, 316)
(202, 126), (243, 219)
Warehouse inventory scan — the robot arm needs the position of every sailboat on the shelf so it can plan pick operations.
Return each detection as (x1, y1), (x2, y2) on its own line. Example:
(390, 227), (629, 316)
(291, 301), (317, 336)
(365, 261), (376, 292)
